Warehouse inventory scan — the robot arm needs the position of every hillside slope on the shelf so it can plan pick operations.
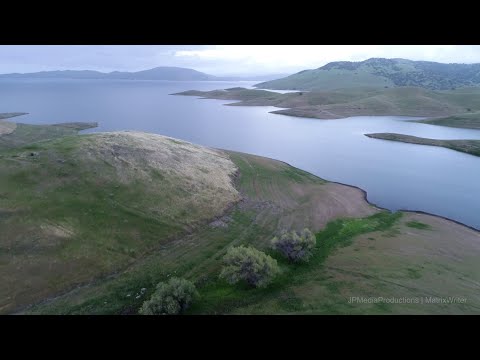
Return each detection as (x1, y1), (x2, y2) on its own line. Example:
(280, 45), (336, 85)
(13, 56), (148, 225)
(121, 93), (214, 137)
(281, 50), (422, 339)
(22, 147), (480, 316)
(256, 58), (480, 91)
(0, 129), (240, 313)
(1, 124), (376, 314)
(2, 123), (479, 315)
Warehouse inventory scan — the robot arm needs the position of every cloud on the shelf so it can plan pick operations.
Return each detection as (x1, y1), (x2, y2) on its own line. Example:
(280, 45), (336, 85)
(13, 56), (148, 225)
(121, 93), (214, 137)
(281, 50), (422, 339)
(1, 45), (480, 76)
(0, 45), (205, 73)
(174, 45), (480, 75)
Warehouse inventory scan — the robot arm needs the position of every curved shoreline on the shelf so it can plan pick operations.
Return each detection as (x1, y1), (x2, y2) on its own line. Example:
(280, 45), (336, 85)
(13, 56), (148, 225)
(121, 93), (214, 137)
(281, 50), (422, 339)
(183, 92), (479, 232)
(8, 107), (475, 232)
(173, 89), (450, 122)
(233, 151), (480, 233)
(334, 180), (480, 233)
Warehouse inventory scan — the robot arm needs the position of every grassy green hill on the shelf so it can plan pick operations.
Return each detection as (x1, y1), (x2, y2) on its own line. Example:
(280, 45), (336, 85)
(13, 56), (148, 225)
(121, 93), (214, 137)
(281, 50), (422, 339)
(1, 121), (479, 315)
(0, 124), (240, 313)
(256, 58), (480, 91)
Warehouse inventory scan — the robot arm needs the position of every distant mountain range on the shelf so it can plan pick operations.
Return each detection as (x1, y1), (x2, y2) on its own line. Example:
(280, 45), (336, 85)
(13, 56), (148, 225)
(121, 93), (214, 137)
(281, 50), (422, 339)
(255, 58), (480, 91)
(0, 66), (286, 82)
(10, 58), (480, 91)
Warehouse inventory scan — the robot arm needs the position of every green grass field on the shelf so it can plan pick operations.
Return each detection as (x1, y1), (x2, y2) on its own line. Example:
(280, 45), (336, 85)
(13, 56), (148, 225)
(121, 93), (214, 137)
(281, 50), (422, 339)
(1, 121), (479, 315)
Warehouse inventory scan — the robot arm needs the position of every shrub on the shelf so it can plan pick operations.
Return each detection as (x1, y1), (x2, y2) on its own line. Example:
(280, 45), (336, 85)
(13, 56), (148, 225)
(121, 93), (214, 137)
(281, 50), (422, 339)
(139, 277), (198, 315)
(220, 246), (280, 288)
(271, 228), (316, 262)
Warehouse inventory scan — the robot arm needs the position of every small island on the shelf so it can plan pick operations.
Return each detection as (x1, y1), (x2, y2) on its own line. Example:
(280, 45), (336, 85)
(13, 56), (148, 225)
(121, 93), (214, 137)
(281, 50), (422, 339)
(365, 133), (480, 157)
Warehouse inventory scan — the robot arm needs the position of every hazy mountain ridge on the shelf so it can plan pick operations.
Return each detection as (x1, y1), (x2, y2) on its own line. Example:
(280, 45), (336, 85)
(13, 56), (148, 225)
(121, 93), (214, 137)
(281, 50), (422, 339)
(0, 67), (285, 82)
(256, 58), (480, 90)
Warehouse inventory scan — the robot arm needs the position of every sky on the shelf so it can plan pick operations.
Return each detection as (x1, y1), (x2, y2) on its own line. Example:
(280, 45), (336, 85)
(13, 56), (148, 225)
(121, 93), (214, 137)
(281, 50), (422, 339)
(1, 45), (480, 76)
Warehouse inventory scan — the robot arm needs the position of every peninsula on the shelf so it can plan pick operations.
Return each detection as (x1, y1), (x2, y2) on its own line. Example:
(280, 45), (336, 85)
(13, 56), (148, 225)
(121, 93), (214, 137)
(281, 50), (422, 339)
(174, 86), (480, 129)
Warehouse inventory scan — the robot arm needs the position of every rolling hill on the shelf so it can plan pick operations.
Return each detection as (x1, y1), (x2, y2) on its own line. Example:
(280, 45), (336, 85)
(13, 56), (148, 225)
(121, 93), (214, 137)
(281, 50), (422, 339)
(1, 117), (479, 315)
(256, 58), (480, 91)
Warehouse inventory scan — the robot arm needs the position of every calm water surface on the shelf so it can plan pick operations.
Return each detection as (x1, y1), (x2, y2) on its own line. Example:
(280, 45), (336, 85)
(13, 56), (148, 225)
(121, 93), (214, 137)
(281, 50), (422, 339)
(1, 79), (479, 229)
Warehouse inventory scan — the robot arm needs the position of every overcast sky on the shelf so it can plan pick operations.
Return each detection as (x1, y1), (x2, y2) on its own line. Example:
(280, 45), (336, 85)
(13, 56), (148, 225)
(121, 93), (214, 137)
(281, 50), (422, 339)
(1, 45), (480, 76)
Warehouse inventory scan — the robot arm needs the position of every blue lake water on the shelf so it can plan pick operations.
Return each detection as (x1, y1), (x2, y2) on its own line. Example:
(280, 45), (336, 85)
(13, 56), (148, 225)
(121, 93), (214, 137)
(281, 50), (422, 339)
(1, 79), (480, 229)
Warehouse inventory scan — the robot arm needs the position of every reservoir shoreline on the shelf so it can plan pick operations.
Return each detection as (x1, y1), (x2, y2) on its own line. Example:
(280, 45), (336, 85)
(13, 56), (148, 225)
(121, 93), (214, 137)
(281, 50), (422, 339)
(2, 80), (479, 229)
(227, 151), (480, 232)
(2, 112), (479, 232)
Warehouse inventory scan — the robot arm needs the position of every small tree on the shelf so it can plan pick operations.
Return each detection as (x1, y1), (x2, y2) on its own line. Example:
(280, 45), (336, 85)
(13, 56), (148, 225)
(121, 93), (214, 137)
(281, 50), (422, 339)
(220, 246), (280, 288)
(139, 277), (198, 315)
(271, 228), (316, 263)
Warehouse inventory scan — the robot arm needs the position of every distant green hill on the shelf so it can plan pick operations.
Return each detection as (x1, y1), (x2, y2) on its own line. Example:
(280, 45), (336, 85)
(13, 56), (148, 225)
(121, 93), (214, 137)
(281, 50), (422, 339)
(256, 58), (480, 91)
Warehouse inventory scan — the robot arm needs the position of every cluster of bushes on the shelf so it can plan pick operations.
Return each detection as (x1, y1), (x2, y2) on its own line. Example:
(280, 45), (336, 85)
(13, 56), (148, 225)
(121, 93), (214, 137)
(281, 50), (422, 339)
(271, 228), (316, 263)
(219, 228), (317, 288)
(219, 245), (280, 288)
(140, 227), (317, 314)
(139, 277), (198, 315)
